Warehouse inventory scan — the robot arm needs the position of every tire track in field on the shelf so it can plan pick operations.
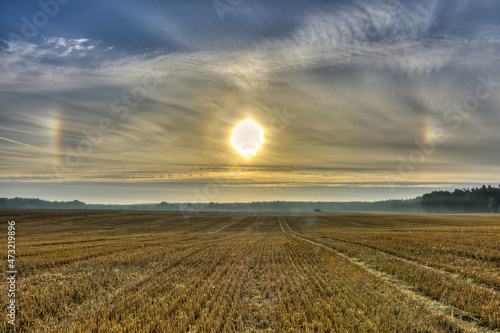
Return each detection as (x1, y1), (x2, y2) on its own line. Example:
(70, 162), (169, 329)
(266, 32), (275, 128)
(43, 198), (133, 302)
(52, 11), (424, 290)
(208, 216), (242, 233)
(245, 216), (262, 232)
(278, 216), (495, 333)
(311, 234), (500, 292)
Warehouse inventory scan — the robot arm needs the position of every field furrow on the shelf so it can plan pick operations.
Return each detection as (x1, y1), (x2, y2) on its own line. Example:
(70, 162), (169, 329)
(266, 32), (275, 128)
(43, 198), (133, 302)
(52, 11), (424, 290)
(1, 211), (498, 332)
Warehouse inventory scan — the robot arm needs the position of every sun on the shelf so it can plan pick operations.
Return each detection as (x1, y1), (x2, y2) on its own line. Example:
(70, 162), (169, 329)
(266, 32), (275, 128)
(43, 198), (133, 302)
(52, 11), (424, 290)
(231, 119), (264, 157)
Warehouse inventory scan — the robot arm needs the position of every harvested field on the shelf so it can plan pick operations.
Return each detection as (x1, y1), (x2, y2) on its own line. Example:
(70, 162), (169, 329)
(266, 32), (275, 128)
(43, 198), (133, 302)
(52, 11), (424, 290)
(1, 210), (499, 332)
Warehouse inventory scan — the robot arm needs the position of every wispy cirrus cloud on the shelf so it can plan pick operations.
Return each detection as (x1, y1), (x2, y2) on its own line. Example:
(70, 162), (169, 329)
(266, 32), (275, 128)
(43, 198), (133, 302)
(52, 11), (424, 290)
(0, 0), (500, 202)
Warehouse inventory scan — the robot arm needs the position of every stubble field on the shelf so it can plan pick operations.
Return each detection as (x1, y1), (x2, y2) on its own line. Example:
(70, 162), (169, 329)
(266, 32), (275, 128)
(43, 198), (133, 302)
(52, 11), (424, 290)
(1, 210), (499, 332)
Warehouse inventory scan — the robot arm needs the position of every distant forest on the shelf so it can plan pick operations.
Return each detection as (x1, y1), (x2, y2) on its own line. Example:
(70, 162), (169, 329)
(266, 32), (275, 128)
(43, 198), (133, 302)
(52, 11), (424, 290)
(420, 185), (500, 213)
(2, 185), (500, 213)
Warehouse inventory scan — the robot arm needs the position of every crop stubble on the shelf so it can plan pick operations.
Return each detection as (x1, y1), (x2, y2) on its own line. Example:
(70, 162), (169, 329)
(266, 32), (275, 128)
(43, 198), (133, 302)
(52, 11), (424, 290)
(0, 210), (498, 332)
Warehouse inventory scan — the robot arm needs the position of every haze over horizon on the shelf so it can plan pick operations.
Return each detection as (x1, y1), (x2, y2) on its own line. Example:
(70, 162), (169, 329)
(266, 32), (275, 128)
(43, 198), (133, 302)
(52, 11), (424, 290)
(1, 0), (500, 204)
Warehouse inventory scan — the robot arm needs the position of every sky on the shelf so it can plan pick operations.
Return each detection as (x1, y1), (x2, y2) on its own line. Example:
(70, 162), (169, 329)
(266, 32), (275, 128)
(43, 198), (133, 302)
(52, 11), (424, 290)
(0, 0), (499, 204)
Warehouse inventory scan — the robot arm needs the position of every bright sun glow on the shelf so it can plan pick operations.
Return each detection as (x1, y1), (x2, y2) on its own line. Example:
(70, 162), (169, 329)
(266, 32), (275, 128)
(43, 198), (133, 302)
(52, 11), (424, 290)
(231, 120), (264, 157)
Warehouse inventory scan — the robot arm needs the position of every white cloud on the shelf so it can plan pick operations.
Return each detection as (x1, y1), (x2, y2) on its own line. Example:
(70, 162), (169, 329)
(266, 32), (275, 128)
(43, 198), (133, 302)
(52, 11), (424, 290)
(1, 1), (500, 185)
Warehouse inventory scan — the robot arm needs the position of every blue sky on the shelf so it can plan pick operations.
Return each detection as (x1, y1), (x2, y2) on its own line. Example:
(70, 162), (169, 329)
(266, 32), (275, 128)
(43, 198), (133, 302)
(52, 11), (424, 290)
(0, 0), (499, 203)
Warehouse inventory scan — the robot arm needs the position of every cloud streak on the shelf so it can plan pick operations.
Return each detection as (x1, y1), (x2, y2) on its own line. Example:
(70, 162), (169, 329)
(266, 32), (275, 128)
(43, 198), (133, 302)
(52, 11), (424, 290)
(0, 135), (41, 150)
(0, 0), (499, 202)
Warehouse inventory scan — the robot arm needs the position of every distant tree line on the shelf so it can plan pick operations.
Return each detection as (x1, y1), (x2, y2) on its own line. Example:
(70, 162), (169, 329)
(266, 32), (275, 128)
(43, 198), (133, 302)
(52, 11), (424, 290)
(420, 185), (500, 213)
(153, 198), (420, 212)
(0, 198), (158, 210)
(0, 197), (86, 210)
(0, 197), (420, 212)
(1, 185), (499, 213)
